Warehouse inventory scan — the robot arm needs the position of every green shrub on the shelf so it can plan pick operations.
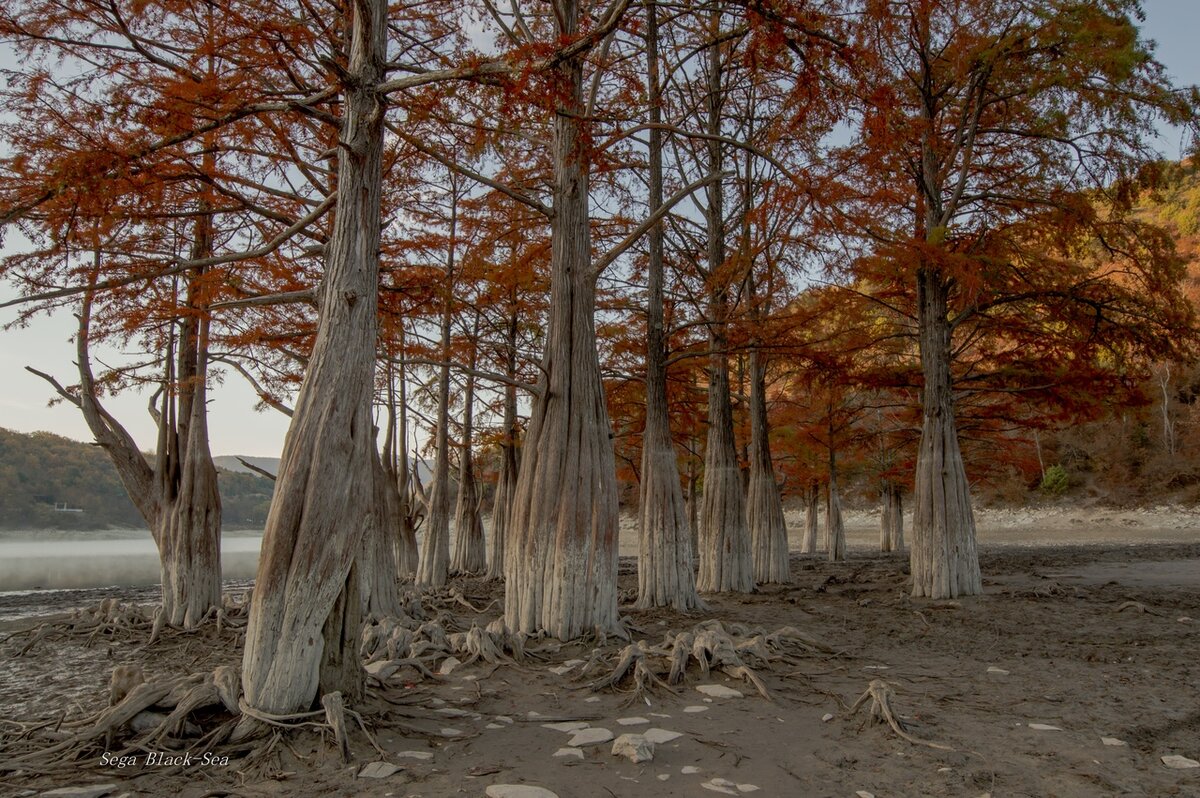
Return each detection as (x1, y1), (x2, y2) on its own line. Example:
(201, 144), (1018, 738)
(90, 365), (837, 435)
(1040, 464), (1069, 496)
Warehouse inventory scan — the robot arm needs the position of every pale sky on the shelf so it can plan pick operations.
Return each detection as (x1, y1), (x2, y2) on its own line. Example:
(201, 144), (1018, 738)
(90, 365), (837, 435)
(1, 1), (1198, 457)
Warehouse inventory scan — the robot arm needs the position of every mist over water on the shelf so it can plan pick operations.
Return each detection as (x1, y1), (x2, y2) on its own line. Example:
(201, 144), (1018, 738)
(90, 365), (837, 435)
(0, 531), (263, 591)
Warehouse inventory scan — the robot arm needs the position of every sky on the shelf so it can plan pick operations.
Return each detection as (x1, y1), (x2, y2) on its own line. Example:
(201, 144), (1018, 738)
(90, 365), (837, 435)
(1, 0), (1199, 457)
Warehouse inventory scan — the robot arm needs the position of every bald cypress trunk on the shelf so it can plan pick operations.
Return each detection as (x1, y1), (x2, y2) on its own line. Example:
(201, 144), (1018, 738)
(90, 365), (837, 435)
(240, 0), (385, 715)
(486, 309), (519, 581)
(826, 447), (846, 562)
(452, 364), (485, 575)
(801, 482), (819, 555)
(745, 349), (788, 584)
(504, 0), (621, 638)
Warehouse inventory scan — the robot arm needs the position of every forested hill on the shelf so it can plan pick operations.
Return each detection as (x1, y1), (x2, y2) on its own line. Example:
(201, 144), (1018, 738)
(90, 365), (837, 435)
(0, 428), (274, 530)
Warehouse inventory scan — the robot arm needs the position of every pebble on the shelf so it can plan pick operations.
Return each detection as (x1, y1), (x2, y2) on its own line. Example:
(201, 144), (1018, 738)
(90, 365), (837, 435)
(494, 715), (514, 724)
(436, 707), (475, 717)
(822, 713), (835, 722)
(1028, 724), (1062, 731)
(1162, 755), (1200, 769)
(486, 786), (560, 798)
(650, 712), (672, 718)
(617, 717), (649, 726)
(987, 666), (1009, 675)
(681, 766), (701, 774)
(543, 721), (590, 733)
(684, 706), (709, 714)
(38, 788), (119, 798)
(737, 786), (760, 793)
(486, 723), (504, 730)
(1179, 617), (1194, 623)
(856, 792), (875, 798)
(657, 774), (670, 782)
(568, 728), (614, 747)
(397, 750), (433, 761)
(700, 778), (739, 795)
(440, 727), (464, 737)
(358, 762), (403, 779)
(696, 684), (744, 699)
(611, 733), (655, 763)
(438, 656), (462, 675)
(548, 665), (573, 676)
(584, 697), (601, 703)
(1101, 737), (1127, 747)
(553, 748), (584, 760)
(644, 728), (684, 744)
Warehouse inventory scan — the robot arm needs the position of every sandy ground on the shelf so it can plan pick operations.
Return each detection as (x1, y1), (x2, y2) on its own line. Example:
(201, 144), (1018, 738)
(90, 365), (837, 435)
(1, 509), (1198, 798)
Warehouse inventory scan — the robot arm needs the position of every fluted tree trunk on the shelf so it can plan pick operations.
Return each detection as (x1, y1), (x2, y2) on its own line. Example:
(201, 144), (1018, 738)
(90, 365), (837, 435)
(485, 307), (519, 580)
(364, 447), (403, 616)
(801, 482), (818, 554)
(697, 4), (752, 594)
(385, 349), (419, 577)
(240, 0), (385, 716)
(636, 0), (702, 612)
(880, 481), (904, 553)
(452, 347), (485, 575)
(826, 447), (846, 562)
(417, 172), (459, 589)
(504, 0), (621, 638)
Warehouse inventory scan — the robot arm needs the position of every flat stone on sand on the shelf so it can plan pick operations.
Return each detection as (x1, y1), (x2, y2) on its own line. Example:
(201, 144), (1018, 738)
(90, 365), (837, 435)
(396, 750), (433, 761)
(643, 728), (684, 744)
(1161, 755), (1200, 769)
(543, 721), (590, 733)
(486, 785), (561, 798)
(553, 748), (584, 760)
(737, 785), (760, 793)
(1101, 737), (1127, 746)
(438, 656), (462, 675)
(611, 733), (655, 763)
(683, 706), (709, 713)
(440, 727), (464, 737)
(568, 727), (614, 747)
(616, 716), (649, 726)
(1028, 724), (1062, 731)
(987, 666), (1009, 675)
(39, 788), (120, 798)
(358, 762), (403, 779)
(701, 778), (740, 795)
(681, 766), (701, 774)
(696, 684), (743, 699)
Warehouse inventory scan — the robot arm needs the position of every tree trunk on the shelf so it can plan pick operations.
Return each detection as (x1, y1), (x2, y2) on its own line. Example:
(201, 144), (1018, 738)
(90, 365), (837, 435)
(364, 447), (403, 616)
(911, 268), (981, 597)
(392, 343), (419, 576)
(320, 562), (363, 706)
(504, 0), (621, 638)
(485, 308), (519, 581)
(696, 6), (753, 594)
(636, 0), (701, 612)
(416, 172), (458, 588)
(826, 449), (846, 562)
(801, 482), (818, 554)
(451, 364), (485, 574)
(240, 0), (385, 715)
(745, 351), (788, 585)
(880, 481), (904, 553)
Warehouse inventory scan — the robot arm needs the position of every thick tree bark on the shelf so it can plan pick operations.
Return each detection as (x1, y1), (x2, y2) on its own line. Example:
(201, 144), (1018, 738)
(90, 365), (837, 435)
(240, 0), (385, 715)
(636, 0), (701, 612)
(746, 349), (788, 583)
(451, 365), (485, 574)
(391, 345), (419, 576)
(364, 447), (403, 616)
(801, 482), (819, 554)
(504, 0), (621, 638)
(485, 309), (519, 581)
(826, 448), (846, 562)
(910, 268), (981, 597)
(416, 174), (458, 588)
(697, 6), (753, 594)
(880, 481), (904, 553)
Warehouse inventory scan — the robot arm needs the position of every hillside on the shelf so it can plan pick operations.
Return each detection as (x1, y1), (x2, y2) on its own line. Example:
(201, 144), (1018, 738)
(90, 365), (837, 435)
(0, 428), (275, 530)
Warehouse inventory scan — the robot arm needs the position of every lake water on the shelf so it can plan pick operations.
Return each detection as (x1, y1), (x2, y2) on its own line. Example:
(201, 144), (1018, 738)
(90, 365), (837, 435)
(0, 531), (264, 591)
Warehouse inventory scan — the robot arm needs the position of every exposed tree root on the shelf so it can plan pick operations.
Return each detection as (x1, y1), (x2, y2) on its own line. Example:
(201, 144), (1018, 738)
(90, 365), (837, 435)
(848, 679), (953, 751)
(1114, 600), (1162, 616)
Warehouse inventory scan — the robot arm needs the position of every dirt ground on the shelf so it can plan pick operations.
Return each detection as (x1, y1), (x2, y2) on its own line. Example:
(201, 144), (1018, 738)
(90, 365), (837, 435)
(1, 515), (1198, 798)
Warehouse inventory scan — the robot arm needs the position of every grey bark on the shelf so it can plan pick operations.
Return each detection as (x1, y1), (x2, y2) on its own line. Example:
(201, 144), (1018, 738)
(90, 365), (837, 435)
(451, 341), (485, 574)
(240, 0), (386, 715)
(635, 0), (702, 612)
(485, 307), (520, 580)
(826, 446), (846, 562)
(800, 482), (819, 554)
(880, 481), (904, 553)
(504, 0), (622, 639)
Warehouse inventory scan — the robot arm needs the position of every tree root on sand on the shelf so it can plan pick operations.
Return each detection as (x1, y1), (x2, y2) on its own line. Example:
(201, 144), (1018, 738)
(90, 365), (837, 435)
(849, 679), (952, 751)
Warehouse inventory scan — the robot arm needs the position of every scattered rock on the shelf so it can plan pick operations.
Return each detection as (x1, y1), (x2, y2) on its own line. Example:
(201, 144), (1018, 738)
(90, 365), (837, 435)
(396, 750), (433, 761)
(863, 665), (890, 670)
(856, 792), (875, 798)
(584, 697), (601, 703)
(543, 721), (590, 733)
(1028, 724), (1062, 731)
(681, 766), (701, 774)
(987, 666), (1009, 675)
(358, 762), (403, 779)
(701, 778), (740, 795)
(438, 656), (463, 675)
(494, 715), (514, 724)
(611, 733), (655, 763)
(657, 774), (670, 782)
(737, 785), (760, 793)
(38, 788), (119, 798)
(486, 785), (561, 798)
(486, 723), (504, 730)
(821, 713), (834, 722)
(684, 706), (709, 714)
(1101, 737), (1127, 747)
(1161, 755), (1200, 769)
(553, 748), (583, 760)
(440, 727), (464, 737)
(548, 665), (573, 676)
(568, 728), (614, 747)
(527, 711), (542, 717)
(644, 728), (684, 744)
(696, 684), (743, 699)
(650, 712), (671, 718)
(1179, 617), (1194, 623)
(617, 717), (649, 726)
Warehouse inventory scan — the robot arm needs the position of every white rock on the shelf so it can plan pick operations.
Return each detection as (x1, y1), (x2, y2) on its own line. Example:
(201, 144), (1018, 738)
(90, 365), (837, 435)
(584, 696), (601, 703)
(1101, 737), (1127, 746)
(553, 748), (584, 760)
(543, 721), (590, 733)
(617, 717), (649, 726)
(548, 665), (573, 676)
(644, 728), (684, 744)
(39, 788), (119, 798)
(822, 713), (835, 722)
(701, 778), (740, 795)
(486, 723), (504, 730)
(440, 727), (464, 737)
(428, 697), (446, 706)
(657, 774), (670, 782)
(937, 767), (953, 773)
(527, 710), (542, 717)
(486, 785), (561, 798)
(358, 762), (403, 779)
(494, 715), (514, 724)
(987, 666), (1009, 675)
(611, 733), (655, 763)
(696, 684), (744, 699)
(436, 707), (475, 717)
(1162, 755), (1200, 769)
(564, 659), (586, 667)
(863, 665), (890, 670)
(737, 785), (760, 793)
(684, 706), (709, 714)
(397, 750), (433, 761)
(438, 656), (463, 675)
(1179, 617), (1194, 623)
(568, 727), (614, 747)
(650, 712), (671, 718)
(1028, 724), (1062, 731)
(681, 766), (701, 774)
(856, 792), (875, 798)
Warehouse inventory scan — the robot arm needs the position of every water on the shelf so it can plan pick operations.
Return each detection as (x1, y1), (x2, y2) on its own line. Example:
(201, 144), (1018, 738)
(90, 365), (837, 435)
(0, 530), (263, 591)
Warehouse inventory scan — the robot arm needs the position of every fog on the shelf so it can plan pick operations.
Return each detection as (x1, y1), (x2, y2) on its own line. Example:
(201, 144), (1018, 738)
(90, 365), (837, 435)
(0, 532), (263, 591)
